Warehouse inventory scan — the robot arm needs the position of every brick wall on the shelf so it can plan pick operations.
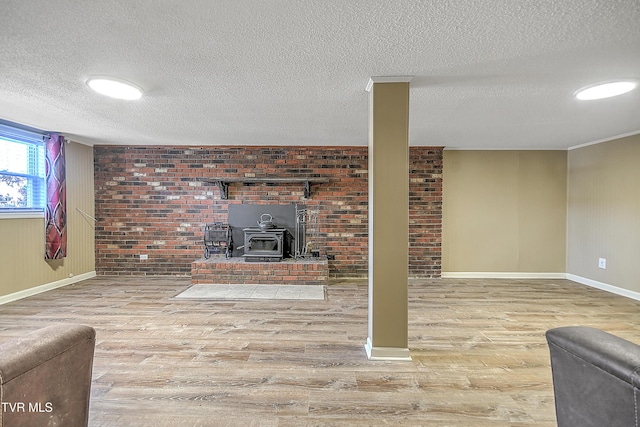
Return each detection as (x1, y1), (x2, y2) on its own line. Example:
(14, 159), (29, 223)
(409, 148), (443, 277)
(93, 146), (442, 278)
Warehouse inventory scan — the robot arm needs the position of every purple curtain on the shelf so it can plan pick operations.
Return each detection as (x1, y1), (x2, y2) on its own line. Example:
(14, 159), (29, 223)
(45, 134), (67, 260)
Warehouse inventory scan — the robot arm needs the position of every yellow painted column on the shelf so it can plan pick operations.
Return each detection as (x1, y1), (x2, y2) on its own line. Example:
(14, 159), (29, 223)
(365, 76), (412, 360)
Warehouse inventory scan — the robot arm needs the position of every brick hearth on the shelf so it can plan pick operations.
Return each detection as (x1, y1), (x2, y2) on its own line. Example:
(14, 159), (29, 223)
(191, 256), (328, 285)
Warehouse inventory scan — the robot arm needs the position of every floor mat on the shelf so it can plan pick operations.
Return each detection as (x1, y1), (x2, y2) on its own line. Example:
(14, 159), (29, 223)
(174, 284), (326, 300)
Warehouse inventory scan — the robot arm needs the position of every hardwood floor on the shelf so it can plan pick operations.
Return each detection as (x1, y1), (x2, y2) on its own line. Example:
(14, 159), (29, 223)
(1, 276), (640, 426)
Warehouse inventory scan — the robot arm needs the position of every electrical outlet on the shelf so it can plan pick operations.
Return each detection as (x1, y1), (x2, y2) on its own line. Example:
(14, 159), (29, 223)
(140, 254), (148, 260)
(598, 258), (606, 269)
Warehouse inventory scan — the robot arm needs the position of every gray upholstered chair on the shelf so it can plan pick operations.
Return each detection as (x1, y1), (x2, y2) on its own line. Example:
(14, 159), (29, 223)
(546, 326), (640, 427)
(0, 324), (96, 427)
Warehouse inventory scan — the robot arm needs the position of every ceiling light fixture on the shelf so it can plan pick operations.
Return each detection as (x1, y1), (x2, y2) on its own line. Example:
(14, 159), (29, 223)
(575, 80), (638, 101)
(86, 77), (143, 100)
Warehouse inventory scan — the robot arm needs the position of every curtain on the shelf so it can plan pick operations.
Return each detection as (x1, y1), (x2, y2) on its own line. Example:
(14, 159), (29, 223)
(45, 133), (66, 260)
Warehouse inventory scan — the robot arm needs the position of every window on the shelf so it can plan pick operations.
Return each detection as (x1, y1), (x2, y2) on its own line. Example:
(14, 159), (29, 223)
(0, 120), (47, 216)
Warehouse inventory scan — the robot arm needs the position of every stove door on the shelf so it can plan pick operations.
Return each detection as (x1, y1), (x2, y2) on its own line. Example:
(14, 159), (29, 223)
(243, 231), (283, 258)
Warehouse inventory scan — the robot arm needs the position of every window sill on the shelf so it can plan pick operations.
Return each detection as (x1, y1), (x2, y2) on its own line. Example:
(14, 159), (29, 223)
(0, 210), (45, 220)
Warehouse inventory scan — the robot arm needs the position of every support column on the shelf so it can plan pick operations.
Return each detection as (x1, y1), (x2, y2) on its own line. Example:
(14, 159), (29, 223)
(365, 76), (412, 361)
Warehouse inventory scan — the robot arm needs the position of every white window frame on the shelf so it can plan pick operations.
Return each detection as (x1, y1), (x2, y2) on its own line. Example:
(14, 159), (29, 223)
(0, 120), (48, 219)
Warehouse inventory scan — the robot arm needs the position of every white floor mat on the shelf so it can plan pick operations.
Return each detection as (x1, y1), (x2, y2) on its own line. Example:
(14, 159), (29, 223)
(174, 284), (326, 300)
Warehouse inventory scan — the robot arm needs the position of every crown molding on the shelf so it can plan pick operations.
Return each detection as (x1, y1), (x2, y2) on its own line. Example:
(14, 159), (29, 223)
(366, 76), (413, 92)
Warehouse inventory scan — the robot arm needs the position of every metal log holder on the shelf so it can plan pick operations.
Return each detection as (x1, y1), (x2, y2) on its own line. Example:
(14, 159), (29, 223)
(203, 222), (233, 259)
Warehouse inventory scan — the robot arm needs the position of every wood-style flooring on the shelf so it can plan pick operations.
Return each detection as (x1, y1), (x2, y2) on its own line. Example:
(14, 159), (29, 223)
(1, 276), (640, 426)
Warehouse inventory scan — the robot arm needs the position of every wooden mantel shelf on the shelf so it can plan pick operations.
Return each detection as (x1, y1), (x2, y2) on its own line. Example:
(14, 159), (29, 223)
(200, 177), (329, 199)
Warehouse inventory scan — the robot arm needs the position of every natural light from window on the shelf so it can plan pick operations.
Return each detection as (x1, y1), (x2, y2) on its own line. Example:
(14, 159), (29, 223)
(0, 134), (46, 212)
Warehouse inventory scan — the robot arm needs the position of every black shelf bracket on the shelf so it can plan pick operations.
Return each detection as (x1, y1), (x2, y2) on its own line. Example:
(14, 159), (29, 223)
(303, 181), (311, 199)
(214, 180), (230, 200)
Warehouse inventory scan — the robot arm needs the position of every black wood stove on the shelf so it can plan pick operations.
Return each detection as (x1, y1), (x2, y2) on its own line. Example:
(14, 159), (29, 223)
(242, 227), (286, 262)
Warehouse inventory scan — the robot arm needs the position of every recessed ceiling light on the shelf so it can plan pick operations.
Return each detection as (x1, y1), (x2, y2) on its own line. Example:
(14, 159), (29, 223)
(86, 77), (143, 100)
(575, 80), (637, 101)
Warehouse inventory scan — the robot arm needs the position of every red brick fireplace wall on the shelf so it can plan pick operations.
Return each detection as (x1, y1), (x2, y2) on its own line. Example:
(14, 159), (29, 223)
(93, 146), (442, 278)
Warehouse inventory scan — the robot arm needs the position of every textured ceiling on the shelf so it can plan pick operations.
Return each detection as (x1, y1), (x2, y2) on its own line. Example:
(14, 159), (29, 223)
(1, 0), (639, 149)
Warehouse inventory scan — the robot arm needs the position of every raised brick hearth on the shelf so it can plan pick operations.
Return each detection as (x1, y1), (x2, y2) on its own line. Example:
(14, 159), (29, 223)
(191, 256), (328, 285)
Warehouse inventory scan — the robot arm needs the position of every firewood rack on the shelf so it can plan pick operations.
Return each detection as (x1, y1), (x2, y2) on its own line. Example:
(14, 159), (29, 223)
(203, 223), (232, 259)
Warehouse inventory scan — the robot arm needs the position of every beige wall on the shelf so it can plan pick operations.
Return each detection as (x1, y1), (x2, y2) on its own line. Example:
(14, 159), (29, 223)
(567, 134), (640, 293)
(0, 141), (95, 299)
(443, 150), (567, 274)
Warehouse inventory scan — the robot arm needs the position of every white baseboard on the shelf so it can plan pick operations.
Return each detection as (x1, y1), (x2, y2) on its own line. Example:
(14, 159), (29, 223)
(441, 272), (567, 279)
(440, 271), (640, 302)
(364, 337), (412, 361)
(0, 271), (97, 306)
(566, 274), (640, 302)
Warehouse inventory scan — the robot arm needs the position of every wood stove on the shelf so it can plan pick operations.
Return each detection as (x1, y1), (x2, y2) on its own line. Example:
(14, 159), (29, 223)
(242, 227), (286, 262)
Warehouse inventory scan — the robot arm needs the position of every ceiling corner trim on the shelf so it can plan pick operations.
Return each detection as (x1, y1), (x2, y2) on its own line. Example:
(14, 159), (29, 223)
(71, 139), (95, 147)
(365, 76), (414, 92)
(568, 129), (640, 151)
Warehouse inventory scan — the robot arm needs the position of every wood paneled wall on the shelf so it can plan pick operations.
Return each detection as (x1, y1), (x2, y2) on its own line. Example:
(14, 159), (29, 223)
(567, 134), (640, 294)
(0, 141), (95, 299)
(443, 150), (567, 274)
